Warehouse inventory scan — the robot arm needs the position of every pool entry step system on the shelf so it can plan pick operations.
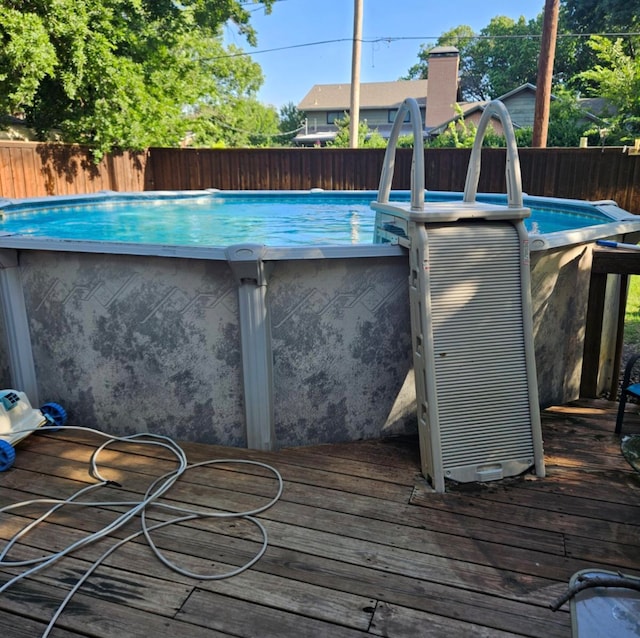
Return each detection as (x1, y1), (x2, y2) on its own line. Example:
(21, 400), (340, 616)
(372, 98), (545, 492)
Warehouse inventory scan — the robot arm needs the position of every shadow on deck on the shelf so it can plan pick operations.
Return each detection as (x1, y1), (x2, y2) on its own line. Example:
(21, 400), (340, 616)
(0, 398), (638, 637)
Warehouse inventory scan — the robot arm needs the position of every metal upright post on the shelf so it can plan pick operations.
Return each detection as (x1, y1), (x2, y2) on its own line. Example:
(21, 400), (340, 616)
(0, 250), (39, 404)
(226, 244), (275, 450)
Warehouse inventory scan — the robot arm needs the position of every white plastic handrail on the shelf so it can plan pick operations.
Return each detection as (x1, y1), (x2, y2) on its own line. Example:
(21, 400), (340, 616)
(463, 100), (524, 209)
(377, 98), (523, 212)
(377, 97), (425, 211)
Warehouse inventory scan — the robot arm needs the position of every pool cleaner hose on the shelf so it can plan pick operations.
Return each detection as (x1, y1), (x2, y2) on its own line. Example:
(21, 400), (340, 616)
(0, 426), (283, 638)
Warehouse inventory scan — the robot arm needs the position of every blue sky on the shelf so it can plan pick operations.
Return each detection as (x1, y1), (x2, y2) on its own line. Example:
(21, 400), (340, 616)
(224, 0), (546, 109)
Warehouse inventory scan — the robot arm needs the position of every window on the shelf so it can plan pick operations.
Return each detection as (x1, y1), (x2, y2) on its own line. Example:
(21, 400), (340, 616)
(327, 111), (345, 124)
(388, 109), (411, 124)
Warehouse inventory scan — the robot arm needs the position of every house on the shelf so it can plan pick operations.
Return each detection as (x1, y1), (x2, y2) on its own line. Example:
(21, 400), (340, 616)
(0, 115), (37, 141)
(294, 46), (460, 146)
(431, 85), (542, 137)
(294, 80), (428, 146)
(0, 114), (64, 142)
(431, 83), (608, 137)
(427, 84), (543, 138)
(295, 45), (607, 146)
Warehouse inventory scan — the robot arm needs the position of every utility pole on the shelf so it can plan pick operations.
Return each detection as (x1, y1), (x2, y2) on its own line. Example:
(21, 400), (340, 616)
(349, 0), (363, 148)
(532, 0), (559, 148)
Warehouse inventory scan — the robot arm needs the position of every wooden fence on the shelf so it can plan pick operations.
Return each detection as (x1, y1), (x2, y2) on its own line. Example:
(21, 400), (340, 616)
(0, 142), (150, 197)
(2, 141), (640, 214)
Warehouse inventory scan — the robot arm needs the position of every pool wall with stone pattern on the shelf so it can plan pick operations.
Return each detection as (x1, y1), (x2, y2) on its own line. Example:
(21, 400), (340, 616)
(0, 187), (639, 447)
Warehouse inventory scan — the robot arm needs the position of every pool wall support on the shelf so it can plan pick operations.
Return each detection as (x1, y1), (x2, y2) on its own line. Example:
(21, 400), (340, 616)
(226, 244), (275, 450)
(0, 249), (39, 405)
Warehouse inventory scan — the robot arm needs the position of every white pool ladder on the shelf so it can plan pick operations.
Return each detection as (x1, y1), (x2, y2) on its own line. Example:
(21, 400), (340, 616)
(372, 99), (545, 492)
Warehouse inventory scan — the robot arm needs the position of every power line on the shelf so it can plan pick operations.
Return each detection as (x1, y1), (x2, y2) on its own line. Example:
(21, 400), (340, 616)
(214, 119), (306, 137)
(240, 0), (292, 13)
(219, 37), (354, 59)
(213, 31), (640, 61)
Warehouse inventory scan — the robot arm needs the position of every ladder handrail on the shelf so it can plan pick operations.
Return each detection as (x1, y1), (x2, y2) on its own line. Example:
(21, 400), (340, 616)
(377, 98), (523, 212)
(377, 98), (425, 211)
(463, 100), (524, 209)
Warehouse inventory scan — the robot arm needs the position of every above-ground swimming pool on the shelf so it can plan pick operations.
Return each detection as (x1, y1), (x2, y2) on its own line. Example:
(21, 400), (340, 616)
(0, 186), (639, 451)
(0, 189), (633, 248)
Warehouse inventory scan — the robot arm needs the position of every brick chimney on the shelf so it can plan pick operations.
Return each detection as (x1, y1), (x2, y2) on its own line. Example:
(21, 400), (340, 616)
(425, 46), (460, 128)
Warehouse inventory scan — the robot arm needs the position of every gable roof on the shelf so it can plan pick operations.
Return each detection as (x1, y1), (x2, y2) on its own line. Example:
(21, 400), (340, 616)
(496, 82), (537, 102)
(298, 80), (428, 111)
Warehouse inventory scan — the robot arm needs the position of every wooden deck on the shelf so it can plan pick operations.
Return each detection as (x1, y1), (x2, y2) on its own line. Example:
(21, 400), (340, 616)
(1, 399), (639, 637)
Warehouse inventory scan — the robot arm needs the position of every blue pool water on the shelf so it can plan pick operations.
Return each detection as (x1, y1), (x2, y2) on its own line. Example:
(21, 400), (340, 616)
(0, 192), (611, 246)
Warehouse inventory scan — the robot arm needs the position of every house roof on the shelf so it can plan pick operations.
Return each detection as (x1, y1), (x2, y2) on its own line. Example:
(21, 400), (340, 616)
(429, 45), (460, 56)
(577, 97), (613, 120)
(428, 83), (611, 136)
(427, 84), (540, 134)
(298, 80), (428, 111)
(0, 114), (38, 141)
(426, 100), (487, 135)
(496, 82), (537, 102)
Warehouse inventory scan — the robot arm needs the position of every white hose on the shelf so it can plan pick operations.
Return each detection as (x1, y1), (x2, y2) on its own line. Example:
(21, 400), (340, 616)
(0, 426), (283, 638)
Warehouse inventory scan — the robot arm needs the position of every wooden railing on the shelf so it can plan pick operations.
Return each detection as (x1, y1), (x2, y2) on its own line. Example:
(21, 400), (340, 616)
(1, 141), (639, 214)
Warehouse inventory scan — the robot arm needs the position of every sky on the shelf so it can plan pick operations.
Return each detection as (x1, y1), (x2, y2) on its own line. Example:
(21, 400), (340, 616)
(224, 0), (547, 109)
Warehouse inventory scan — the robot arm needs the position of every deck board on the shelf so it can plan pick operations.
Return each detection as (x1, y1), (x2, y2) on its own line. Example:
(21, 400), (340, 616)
(0, 398), (639, 637)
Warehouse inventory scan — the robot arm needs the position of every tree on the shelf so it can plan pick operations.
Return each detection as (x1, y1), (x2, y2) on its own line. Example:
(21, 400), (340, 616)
(0, 7), (56, 112)
(577, 36), (640, 142)
(327, 115), (386, 148)
(470, 16), (545, 99)
(403, 6), (613, 101)
(403, 2), (640, 146)
(278, 102), (306, 146)
(404, 18), (545, 101)
(561, 0), (640, 92)
(187, 98), (280, 147)
(0, 0), (274, 158)
(404, 26), (476, 96)
(550, 88), (603, 146)
(514, 88), (602, 147)
(562, 0), (640, 41)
